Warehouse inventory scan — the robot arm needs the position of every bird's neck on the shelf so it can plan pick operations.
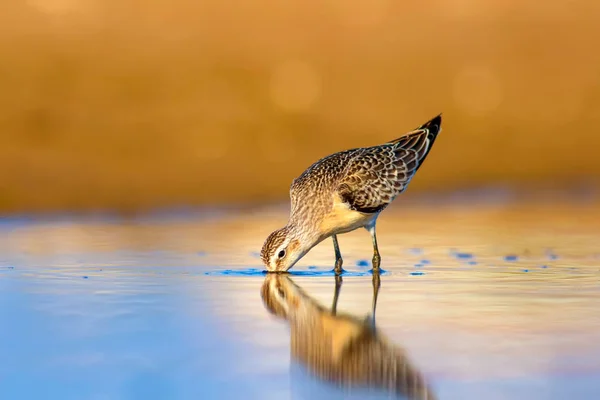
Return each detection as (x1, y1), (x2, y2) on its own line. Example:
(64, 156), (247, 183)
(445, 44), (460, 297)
(286, 222), (323, 259)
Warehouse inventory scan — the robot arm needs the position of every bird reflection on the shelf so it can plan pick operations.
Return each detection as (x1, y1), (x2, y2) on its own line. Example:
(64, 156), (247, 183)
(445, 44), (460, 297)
(260, 273), (436, 400)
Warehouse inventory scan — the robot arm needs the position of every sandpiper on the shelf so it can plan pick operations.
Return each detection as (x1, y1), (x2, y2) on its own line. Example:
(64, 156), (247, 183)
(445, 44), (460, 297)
(260, 114), (443, 274)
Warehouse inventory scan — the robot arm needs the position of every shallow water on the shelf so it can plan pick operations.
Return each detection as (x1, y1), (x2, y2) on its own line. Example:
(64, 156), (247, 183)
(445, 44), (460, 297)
(1, 200), (600, 399)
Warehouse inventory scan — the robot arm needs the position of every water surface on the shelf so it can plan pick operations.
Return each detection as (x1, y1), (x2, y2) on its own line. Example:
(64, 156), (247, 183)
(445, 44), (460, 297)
(1, 200), (599, 399)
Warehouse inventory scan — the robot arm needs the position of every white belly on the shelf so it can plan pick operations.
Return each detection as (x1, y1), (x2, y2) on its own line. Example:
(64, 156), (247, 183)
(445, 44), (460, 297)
(319, 196), (377, 236)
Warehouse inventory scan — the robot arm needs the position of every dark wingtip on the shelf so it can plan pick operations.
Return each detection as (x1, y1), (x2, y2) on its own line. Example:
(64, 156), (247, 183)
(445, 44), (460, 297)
(418, 113), (442, 134)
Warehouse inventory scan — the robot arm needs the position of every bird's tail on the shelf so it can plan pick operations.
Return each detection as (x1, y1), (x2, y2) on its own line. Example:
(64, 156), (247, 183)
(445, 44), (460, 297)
(388, 113), (443, 146)
(416, 113), (442, 137)
(386, 113), (443, 173)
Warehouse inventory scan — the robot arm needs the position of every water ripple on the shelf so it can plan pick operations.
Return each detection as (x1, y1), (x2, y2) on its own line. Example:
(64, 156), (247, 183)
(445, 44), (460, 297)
(204, 268), (390, 277)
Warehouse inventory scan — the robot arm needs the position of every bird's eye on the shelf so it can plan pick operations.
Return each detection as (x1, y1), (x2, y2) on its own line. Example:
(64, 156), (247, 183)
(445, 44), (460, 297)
(278, 250), (286, 258)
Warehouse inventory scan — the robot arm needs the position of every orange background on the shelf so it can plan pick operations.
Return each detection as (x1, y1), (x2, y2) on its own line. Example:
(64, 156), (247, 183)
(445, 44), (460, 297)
(2, 0), (599, 214)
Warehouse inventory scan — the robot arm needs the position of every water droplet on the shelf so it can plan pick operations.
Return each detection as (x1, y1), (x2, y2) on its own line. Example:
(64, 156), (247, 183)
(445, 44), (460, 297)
(455, 253), (473, 259)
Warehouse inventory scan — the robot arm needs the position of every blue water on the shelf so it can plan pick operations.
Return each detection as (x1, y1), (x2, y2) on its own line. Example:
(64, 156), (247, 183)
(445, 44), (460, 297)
(204, 268), (389, 277)
(1, 207), (600, 400)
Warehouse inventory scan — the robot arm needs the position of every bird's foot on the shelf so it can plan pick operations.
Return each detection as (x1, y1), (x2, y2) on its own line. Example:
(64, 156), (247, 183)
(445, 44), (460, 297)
(334, 258), (344, 275)
(371, 254), (381, 272)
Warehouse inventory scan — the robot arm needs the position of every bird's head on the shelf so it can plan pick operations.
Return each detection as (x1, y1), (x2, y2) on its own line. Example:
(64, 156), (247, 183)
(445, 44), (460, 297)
(260, 226), (308, 272)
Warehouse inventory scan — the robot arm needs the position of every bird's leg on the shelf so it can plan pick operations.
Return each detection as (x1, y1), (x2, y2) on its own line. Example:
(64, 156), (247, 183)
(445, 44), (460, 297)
(367, 223), (381, 271)
(332, 234), (344, 274)
(331, 274), (343, 315)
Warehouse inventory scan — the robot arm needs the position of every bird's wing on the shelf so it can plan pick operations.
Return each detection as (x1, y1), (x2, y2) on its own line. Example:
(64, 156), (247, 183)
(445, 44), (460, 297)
(336, 127), (438, 214)
(289, 149), (359, 214)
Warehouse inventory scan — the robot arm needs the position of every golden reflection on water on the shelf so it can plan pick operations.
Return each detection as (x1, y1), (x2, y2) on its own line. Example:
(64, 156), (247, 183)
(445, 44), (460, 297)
(3, 200), (599, 260)
(260, 273), (436, 399)
(2, 199), (600, 389)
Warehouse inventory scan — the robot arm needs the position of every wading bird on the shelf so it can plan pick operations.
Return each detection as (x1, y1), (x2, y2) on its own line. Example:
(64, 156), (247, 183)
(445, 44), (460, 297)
(260, 115), (443, 274)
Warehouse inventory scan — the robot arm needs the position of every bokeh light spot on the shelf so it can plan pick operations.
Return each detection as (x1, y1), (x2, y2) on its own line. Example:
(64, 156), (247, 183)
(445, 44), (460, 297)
(328, 0), (390, 26)
(453, 65), (503, 116)
(27, 0), (88, 15)
(269, 60), (321, 113)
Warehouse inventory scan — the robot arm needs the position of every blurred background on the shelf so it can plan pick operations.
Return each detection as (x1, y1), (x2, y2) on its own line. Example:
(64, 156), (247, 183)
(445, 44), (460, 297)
(2, 0), (600, 215)
(2, 4), (600, 399)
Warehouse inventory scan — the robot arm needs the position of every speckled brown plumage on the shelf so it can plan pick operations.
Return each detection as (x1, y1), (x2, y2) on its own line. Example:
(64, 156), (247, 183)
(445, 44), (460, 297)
(290, 114), (442, 218)
(260, 114), (443, 272)
(260, 227), (287, 266)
